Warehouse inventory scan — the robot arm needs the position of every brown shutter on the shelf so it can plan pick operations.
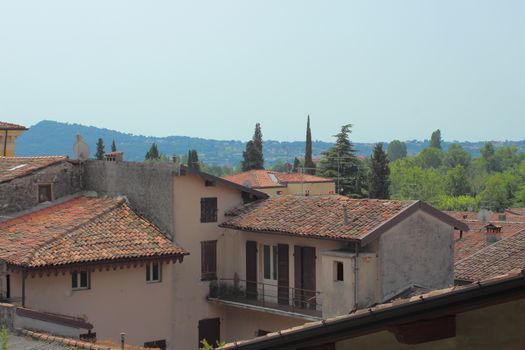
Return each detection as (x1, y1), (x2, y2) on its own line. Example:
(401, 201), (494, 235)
(246, 241), (257, 299)
(198, 318), (220, 348)
(294, 245), (302, 306)
(277, 244), (289, 305)
(302, 246), (316, 309)
(201, 241), (217, 280)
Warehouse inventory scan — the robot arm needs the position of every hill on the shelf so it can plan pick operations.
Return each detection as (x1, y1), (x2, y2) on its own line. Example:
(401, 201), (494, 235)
(15, 120), (525, 166)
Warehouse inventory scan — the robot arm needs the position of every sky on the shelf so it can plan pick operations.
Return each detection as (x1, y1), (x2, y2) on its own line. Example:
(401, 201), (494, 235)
(0, 0), (524, 143)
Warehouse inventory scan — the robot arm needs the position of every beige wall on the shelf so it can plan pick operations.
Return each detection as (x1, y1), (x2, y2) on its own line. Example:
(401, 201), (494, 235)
(0, 129), (25, 157)
(8, 262), (179, 347)
(336, 297), (525, 350)
(255, 182), (335, 197)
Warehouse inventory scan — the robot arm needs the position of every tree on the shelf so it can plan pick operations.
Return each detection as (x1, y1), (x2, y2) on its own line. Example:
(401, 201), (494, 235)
(444, 144), (471, 169)
(304, 115), (316, 175)
(292, 157), (302, 173)
(187, 149), (200, 171)
(416, 147), (444, 169)
(95, 138), (105, 160)
(270, 160), (287, 172)
(111, 140), (117, 152)
(480, 141), (497, 172)
(241, 124), (264, 171)
(145, 143), (160, 161)
(369, 143), (390, 199)
(318, 124), (364, 196)
(387, 140), (407, 161)
(430, 129), (442, 149)
(444, 166), (471, 196)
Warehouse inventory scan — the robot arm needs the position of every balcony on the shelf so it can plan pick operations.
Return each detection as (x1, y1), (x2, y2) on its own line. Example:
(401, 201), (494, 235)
(207, 277), (322, 320)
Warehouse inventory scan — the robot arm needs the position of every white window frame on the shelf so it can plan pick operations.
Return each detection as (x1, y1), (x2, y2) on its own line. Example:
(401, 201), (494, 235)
(146, 262), (162, 283)
(72, 271), (90, 291)
(262, 244), (278, 282)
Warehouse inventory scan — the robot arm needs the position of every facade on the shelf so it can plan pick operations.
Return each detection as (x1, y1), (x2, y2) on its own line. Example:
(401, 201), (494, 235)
(222, 170), (335, 197)
(0, 122), (27, 157)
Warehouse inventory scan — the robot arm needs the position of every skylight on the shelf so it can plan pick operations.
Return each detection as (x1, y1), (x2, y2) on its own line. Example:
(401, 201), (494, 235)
(268, 173), (279, 183)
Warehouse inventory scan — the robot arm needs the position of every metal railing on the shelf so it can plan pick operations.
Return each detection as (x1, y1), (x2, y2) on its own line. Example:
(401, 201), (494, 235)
(209, 277), (322, 316)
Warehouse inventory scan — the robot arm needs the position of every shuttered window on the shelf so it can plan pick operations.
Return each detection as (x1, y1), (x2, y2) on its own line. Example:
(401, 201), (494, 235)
(200, 198), (218, 223)
(201, 240), (217, 280)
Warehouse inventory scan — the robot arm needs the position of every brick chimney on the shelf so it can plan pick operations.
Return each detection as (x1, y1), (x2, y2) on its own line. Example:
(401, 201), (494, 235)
(485, 223), (502, 243)
(104, 151), (123, 162)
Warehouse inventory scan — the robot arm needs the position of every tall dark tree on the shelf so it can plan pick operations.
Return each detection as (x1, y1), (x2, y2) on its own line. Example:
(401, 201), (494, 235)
(241, 123), (264, 171)
(430, 129), (442, 149)
(304, 115), (316, 175)
(145, 143), (160, 161)
(368, 143), (390, 199)
(111, 140), (117, 152)
(481, 141), (497, 172)
(318, 124), (364, 196)
(387, 140), (407, 161)
(95, 138), (105, 160)
(292, 157), (302, 173)
(187, 149), (200, 171)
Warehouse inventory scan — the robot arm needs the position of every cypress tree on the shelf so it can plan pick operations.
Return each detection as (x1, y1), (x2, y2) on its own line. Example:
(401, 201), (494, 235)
(111, 140), (117, 152)
(187, 149), (200, 171)
(304, 115), (316, 175)
(430, 129), (442, 149)
(145, 143), (160, 161)
(292, 157), (302, 173)
(369, 143), (390, 199)
(241, 124), (264, 171)
(95, 138), (105, 160)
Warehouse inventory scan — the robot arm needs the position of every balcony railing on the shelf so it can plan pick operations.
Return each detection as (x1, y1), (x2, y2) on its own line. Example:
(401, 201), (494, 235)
(208, 277), (322, 319)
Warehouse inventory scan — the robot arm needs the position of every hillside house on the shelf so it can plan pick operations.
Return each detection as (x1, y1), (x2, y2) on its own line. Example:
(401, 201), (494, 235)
(0, 122), (27, 157)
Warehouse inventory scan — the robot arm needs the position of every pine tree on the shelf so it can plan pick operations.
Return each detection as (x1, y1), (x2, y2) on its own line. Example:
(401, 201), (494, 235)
(241, 124), (264, 171)
(369, 143), (390, 199)
(430, 129), (442, 149)
(292, 157), (302, 173)
(145, 143), (160, 161)
(95, 138), (105, 160)
(111, 140), (117, 152)
(187, 149), (200, 171)
(318, 124), (363, 196)
(304, 115), (316, 175)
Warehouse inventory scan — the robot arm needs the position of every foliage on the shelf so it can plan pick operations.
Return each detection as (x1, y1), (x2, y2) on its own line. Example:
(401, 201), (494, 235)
(416, 147), (443, 169)
(0, 327), (8, 350)
(304, 115), (316, 174)
(111, 140), (117, 152)
(430, 129), (442, 149)
(444, 166), (471, 196)
(200, 163), (235, 177)
(95, 138), (105, 160)
(241, 123), (264, 171)
(145, 143), (160, 161)
(435, 195), (479, 211)
(444, 144), (471, 168)
(187, 149), (201, 171)
(387, 140), (407, 161)
(292, 157), (302, 173)
(200, 339), (225, 350)
(390, 161), (443, 204)
(270, 160), (288, 172)
(369, 143), (390, 199)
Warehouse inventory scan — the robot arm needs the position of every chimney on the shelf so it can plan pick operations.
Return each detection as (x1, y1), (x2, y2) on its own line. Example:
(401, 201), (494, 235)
(104, 151), (123, 162)
(485, 223), (502, 243)
(498, 213), (507, 222)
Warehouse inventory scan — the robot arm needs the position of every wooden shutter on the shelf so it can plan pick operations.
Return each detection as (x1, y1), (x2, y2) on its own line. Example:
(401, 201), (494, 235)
(277, 244), (289, 305)
(198, 318), (220, 348)
(246, 241), (257, 299)
(294, 246), (303, 307)
(302, 246), (316, 309)
(201, 241), (217, 280)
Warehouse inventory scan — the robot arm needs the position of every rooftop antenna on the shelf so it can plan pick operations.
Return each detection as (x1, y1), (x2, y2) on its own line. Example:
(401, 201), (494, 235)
(73, 134), (90, 161)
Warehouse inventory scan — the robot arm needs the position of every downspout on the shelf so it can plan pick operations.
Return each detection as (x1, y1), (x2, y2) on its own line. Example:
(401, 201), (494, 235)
(2, 130), (7, 156)
(22, 269), (27, 307)
(354, 243), (359, 309)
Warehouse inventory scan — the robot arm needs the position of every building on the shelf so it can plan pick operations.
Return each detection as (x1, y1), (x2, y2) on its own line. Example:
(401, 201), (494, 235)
(0, 122), (27, 157)
(212, 195), (467, 343)
(222, 170), (335, 197)
(0, 194), (188, 348)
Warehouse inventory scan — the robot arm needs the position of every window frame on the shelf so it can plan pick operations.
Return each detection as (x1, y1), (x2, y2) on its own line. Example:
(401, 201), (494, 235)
(146, 262), (162, 283)
(201, 240), (217, 281)
(262, 244), (278, 282)
(200, 197), (218, 223)
(72, 271), (90, 291)
(37, 183), (53, 203)
(334, 261), (344, 282)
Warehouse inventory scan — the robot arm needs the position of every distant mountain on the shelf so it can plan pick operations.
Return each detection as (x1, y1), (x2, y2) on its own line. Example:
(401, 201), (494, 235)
(15, 120), (525, 166)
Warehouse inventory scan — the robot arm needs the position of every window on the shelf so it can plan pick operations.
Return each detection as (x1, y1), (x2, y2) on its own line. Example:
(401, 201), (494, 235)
(146, 262), (161, 283)
(201, 241), (217, 280)
(334, 261), (344, 282)
(204, 180), (216, 187)
(38, 184), (52, 203)
(263, 245), (278, 280)
(144, 340), (166, 350)
(200, 198), (218, 223)
(72, 271), (89, 290)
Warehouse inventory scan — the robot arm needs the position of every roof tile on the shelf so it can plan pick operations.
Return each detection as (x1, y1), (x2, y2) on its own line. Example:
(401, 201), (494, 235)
(0, 156), (68, 183)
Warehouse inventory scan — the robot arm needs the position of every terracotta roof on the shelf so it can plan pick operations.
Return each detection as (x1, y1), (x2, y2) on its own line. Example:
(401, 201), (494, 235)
(455, 229), (525, 282)
(0, 156), (68, 183)
(220, 195), (467, 244)
(0, 196), (188, 268)
(454, 221), (525, 261)
(0, 121), (27, 130)
(446, 210), (525, 223)
(222, 170), (333, 189)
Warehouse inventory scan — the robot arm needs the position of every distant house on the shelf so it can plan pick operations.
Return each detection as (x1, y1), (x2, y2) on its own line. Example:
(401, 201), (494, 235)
(0, 121), (27, 157)
(0, 195), (188, 348)
(222, 170), (335, 196)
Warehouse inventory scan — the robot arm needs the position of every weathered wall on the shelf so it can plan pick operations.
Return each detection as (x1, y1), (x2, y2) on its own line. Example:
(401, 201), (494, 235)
(83, 160), (175, 236)
(0, 161), (81, 215)
(336, 297), (525, 350)
(286, 182), (335, 196)
(378, 210), (454, 301)
(0, 303), (15, 329)
(0, 129), (25, 157)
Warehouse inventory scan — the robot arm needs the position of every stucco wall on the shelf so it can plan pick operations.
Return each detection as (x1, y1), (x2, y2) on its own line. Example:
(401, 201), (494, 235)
(0, 161), (81, 215)
(378, 210), (454, 301)
(83, 160), (175, 236)
(336, 297), (525, 350)
(286, 182), (335, 195)
(8, 263), (178, 348)
(0, 129), (25, 157)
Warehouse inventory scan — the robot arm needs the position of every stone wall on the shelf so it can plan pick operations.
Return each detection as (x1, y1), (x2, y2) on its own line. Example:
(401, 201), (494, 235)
(83, 160), (175, 236)
(0, 161), (81, 216)
(0, 303), (15, 330)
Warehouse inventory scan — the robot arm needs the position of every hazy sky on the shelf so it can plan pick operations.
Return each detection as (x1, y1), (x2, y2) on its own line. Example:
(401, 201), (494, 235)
(1, 1), (524, 142)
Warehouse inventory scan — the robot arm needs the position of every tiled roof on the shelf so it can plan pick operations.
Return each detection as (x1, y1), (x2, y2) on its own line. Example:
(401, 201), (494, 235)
(0, 121), (27, 130)
(221, 195), (416, 241)
(0, 196), (188, 268)
(455, 229), (525, 282)
(222, 170), (333, 189)
(446, 210), (525, 223)
(0, 156), (68, 183)
(454, 221), (525, 261)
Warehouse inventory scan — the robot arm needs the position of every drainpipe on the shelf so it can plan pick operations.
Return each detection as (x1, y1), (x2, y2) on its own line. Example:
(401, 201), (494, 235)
(21, 269), (27, 307)
(354, 243), (359, 309)
(2, 130), (7, 156)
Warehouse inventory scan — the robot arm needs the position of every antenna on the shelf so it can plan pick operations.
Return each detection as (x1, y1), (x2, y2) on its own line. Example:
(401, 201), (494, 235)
(73, 134), (90, 161)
